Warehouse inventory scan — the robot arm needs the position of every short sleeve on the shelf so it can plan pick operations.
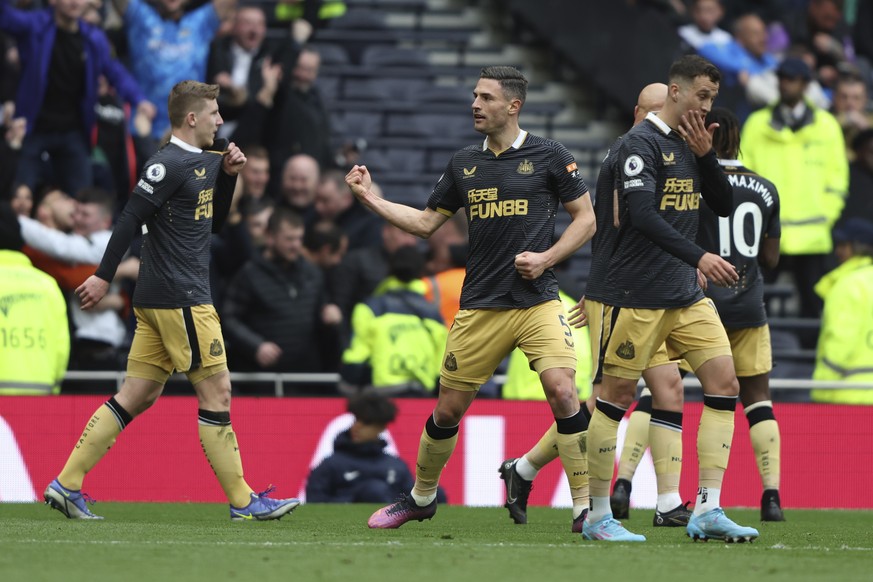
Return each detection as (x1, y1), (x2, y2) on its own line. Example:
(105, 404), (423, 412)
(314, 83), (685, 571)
(548, 141), (588, 203)
(426, 156), (463, 215)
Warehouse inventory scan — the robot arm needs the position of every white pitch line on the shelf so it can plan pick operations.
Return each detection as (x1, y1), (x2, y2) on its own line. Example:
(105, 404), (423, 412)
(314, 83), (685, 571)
(2, 539), (872, 551)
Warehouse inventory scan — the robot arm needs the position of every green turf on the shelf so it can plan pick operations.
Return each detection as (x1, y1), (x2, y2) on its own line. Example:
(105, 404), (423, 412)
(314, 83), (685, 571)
(1, 503), (871, 582)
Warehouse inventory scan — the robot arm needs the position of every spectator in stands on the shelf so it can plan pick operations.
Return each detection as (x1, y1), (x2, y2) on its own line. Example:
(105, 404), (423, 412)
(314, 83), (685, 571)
(741, 57), (848, 325)
(423, 210), (467, 276)
(423, 242), (465, 329)
(34, 188), (75, 232)
(17, 187), (129, 370)
(678, 0), (731, 52)
(0, 202), (69, 395)
(331, 220), (418, 343)
(313, 168), (382, 249)
(276, 153), (320, 220)
(233, 45), (334, 169)
(303, 218), (347, 272)
(811, 218), (873, 403)
(697, 12), (777, 116)
(237, 145), (271, 213)
(93, 74), (156, 208)
(243, 196), (274, 251)
(340, 245), (447, 397)
(786, 0), (856, 93)
(305, 392), (416, 503)
(222, 207), (342, 388)
(112, 0), (236, 141)
(840, 128), (873, 224)
(207, 5), (299, 139)
(209, 179), (253, 308)
(0, 0), (155, 198)
(8, 184), (31, 217)
(0, 116), (25, 200)
(746, 44), (832, 110)
(830, 73), (873, 158)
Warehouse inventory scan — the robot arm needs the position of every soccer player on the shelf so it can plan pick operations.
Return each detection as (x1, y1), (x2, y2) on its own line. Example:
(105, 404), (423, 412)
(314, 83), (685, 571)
(345, 66), (597, 531)
(499, 83), (692, 534)
(44, 81), (300, 521)
(611, 107), (784, 522)
(583, 55), (759, 543)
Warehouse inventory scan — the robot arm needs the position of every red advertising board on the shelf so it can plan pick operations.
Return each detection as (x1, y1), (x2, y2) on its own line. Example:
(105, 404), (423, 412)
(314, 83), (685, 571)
(1, 396), (871, 508)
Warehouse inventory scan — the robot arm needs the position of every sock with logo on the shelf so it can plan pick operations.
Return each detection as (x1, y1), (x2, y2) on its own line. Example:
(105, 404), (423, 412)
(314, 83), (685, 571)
(745, 400), (781, 491)
(587, 398), (627, 522)
(694, 394), (736, 516)
(554, 409), (589, 519)
(616, 391), (652, 481)
(650, 408), (683, 512)
(411, 414), (459, 506)
(522, 422), (559, 476)
(57, 398), (132, 491)
(198, 409), (254, 508)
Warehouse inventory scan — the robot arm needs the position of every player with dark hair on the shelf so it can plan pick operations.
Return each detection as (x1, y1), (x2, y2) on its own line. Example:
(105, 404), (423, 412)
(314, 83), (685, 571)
(44, 80), (300, 521)
(500, 83), (692, 531)
(607, 107), (785, 523)
(581, 55), (759, 542)
(346, 65), (597, 531)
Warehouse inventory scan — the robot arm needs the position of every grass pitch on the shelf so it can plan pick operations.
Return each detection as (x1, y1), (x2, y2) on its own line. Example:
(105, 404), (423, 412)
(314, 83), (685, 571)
(1, 503), (871, 582)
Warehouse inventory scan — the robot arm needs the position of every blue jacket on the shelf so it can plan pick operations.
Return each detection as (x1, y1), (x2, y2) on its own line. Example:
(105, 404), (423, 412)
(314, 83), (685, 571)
(0, 2), (145, 140)
(305, 430), (415, 503)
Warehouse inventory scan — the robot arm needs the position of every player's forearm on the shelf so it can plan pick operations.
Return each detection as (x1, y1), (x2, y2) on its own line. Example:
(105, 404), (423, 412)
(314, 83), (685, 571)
(95, 196), (154, 282)
(360, 192), (441, 238)
(547, 205), (595, 269)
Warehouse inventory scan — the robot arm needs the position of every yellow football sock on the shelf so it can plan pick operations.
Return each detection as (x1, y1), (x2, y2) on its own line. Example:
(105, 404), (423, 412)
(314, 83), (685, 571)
(57, 401), (128, 491)
(525, 423), (560, 470)
(746, 401), (781, 491)
(617, 410), (651, 481)
(411, 416), (459, 500)
(198, 410), (253, 508)
(588, 401), (625, 498)
(650, 417), (682, 496)
(698, 396), (736, 489)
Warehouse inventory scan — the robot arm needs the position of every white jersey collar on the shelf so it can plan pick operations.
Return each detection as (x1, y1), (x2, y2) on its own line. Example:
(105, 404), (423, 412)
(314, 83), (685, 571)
(170, 134), (202, 153)
(646, 112), (672, 135)
(482, 129), (528, 151)
(718, 158), (741, 166)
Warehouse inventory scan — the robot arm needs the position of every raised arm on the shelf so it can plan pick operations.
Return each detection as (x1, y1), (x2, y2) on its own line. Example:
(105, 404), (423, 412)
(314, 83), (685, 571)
(213, 0), (238, 21)
(345, 165), (449, 238)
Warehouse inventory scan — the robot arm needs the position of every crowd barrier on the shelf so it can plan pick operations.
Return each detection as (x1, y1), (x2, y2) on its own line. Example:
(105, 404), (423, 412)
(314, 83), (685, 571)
(2, 394), (871, 509)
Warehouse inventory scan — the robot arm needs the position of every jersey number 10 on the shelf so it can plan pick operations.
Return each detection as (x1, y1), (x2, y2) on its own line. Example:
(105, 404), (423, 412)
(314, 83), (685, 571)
(717, 201), (763, 258)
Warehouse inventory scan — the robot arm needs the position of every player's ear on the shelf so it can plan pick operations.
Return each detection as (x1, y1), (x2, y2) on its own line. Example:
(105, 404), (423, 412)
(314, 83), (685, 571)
(186, 111), (197, 128)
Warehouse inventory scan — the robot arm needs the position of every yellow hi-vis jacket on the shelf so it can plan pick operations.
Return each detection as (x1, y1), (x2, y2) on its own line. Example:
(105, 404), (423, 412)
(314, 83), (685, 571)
(0, 250), (69, 395)
(740, 101), (848, 255)
(341, 278), (447, 393)
(502, 291), (592, 401)
(812, 255), (873, 404)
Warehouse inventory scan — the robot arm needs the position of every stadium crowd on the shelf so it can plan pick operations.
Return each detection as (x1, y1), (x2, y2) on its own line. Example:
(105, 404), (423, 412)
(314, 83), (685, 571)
(0, 0), (872, 401)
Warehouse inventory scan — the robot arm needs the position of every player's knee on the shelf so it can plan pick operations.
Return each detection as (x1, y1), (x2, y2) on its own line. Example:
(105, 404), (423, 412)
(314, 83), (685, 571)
(433, 406), (463, 426)
(544, 383), (579, 416)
